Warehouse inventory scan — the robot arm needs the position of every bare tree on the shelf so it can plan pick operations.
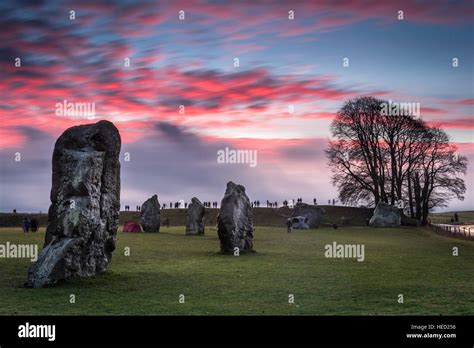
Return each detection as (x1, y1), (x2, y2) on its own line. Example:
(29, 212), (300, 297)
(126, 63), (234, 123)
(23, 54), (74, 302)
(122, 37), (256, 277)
(408, 127), (467, 224)
(327, 97), (387, 204)
(327, 97), (468, 224)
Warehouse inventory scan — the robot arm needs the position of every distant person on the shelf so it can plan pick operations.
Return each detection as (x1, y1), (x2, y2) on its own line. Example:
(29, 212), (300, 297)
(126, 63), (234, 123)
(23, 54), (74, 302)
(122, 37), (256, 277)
(22, 217), (31, 233)
(454, 213), (459, 222)
(286, 219), (292, 233)
(30, 218), (39, 232)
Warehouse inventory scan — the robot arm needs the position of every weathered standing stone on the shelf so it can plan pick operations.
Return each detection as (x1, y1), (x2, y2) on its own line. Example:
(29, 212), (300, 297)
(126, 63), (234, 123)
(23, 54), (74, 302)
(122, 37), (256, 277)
(292, 203), (325, 228)
(25, 120), (121, 288)
(217, 181), (254, 253)
(369, 202), (401, 227)
(140, 195), (160, 232)
(289, 216), (310, 229)
(186, 197), (205, 235)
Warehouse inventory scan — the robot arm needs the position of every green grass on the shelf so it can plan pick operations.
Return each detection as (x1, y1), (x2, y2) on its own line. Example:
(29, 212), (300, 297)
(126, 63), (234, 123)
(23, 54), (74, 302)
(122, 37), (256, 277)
(0, 226), (473, 315)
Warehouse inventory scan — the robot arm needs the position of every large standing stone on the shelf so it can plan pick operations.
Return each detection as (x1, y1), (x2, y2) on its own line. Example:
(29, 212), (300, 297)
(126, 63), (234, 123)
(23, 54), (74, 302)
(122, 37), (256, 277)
(25, 120), (121, 288)
(217, 181), (254, 253)
(292, 203), (325, 228)
(140, 195), (160, 232)
(369, 202), (401, 227)
(186, 197), (205, 235)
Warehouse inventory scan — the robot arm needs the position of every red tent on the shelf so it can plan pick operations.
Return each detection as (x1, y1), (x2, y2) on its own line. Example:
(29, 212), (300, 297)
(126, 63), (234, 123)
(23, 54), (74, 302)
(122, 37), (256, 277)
(123, 221), (142, 233)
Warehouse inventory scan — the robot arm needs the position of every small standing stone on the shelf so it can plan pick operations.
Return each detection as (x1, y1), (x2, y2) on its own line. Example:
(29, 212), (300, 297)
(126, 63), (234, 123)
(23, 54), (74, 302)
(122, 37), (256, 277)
(186, 197), (205, 235)
(292, 203), (325, 228)
(217, 181), (254, 253)
(369, 202), (401, 227)
(140, 195), (161, 232)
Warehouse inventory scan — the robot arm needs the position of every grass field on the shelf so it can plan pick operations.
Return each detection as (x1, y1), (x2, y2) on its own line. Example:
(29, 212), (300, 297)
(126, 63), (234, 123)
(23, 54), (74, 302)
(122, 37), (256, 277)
(0, 226), (473, 315)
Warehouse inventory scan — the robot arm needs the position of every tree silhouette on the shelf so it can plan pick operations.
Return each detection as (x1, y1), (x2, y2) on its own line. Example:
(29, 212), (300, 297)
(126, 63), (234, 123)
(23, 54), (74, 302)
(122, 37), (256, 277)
(326, 96), (467, 224)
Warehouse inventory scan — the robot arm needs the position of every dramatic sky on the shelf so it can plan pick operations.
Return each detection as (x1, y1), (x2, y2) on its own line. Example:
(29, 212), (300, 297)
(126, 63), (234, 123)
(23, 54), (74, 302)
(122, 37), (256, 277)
(0, 0), (473, 212)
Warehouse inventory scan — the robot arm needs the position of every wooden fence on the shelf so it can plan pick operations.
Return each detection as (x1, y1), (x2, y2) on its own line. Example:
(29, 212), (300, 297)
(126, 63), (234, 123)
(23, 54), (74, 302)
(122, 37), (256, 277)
(427, 223), (474, 241)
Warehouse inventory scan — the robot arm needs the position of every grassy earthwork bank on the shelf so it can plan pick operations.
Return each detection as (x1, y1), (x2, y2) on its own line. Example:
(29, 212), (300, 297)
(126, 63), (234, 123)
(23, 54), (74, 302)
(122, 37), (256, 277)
(428, 211), (474, 225)
(0, 205), (374, 228)
(0, 224), (473, 315)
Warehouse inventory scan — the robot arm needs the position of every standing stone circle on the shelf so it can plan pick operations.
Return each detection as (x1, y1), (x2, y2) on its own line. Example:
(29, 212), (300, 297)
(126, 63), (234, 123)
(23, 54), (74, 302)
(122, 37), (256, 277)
(217, 181), (254, 253)
(186, 197), (205, 235)
(369, 202), (401, 227)
(25, 120), (121, 288)
(140, 194), (161, 232)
